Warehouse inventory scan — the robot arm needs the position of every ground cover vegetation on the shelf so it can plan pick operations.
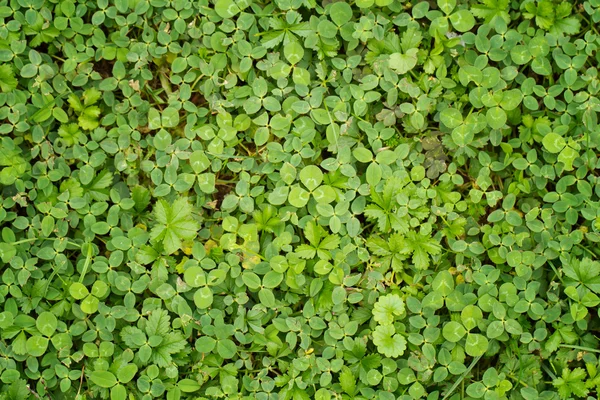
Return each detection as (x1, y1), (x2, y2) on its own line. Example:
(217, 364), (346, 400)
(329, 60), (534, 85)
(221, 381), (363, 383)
(0, 0), (600, 398)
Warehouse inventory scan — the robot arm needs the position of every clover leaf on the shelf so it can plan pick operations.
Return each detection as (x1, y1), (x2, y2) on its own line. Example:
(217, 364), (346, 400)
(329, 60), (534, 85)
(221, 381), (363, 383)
(288, 166), (336, 208)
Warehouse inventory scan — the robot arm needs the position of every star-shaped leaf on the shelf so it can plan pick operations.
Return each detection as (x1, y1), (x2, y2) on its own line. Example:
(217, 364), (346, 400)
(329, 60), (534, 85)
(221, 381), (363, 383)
(150, 198), (200, 255)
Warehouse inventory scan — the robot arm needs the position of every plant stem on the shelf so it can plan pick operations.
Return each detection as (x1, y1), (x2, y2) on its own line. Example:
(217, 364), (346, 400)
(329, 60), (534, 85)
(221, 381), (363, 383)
(442, 355), (482, 400)
(559, 344), (600, 353)
(79, 243), (93, 283)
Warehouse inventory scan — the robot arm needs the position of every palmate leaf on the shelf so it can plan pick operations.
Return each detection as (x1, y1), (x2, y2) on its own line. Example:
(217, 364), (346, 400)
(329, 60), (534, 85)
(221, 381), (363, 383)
(367, 233), (413, 273)
(150, 198), (200, 254)
(550, 17), (580, 36)
(553, 368), (589, 400)
(152, 332), (187, 367)
(4, 379), (31, 400)
(366, 236), (391, 256)
(563, 257), (600, 293)
(404, 231), (442, 270)
(372, 325), (407, 358)
(297, 220), (339, 260)
(372, 294), (405, 325)
(471, 0), (510, 23)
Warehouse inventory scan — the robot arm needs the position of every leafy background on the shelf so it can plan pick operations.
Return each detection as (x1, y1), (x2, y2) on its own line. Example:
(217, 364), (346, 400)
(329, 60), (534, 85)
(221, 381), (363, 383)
(0, 0), (600, 399)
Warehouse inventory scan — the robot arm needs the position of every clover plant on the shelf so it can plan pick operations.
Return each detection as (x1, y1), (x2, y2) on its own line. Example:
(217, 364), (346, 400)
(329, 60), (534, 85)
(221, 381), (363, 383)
(1, 0), (600, 399)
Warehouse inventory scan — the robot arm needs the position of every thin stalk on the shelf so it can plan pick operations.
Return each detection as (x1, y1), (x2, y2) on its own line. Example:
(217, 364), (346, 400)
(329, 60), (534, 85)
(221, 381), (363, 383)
(442, 355), (482, 400)
(9, 237), (81, 248)
(547, 260), (564, 284)
(576, 243), (597, 259)
(78, 243), (93, 283)
(559, 344), (600, 354)
(542, 363), (557, 381)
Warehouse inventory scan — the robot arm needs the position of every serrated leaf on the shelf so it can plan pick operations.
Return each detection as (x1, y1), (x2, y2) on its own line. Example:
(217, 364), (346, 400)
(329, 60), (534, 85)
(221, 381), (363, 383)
(146, 309), (171, 337)
(150, 198), (200, 255)
(339, 366), (356, 395)
(373, 294), (405, 325)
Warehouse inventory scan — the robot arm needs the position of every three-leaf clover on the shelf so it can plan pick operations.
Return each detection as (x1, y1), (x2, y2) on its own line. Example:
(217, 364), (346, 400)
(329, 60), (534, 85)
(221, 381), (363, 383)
(288, 166), (337, 208)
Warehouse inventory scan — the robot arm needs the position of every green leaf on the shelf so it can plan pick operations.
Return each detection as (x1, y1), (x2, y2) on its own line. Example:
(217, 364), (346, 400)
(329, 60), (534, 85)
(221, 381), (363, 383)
(0, 311), (13, 329)
(284, 41), (304, 64)
(449, 10), (475, 32)
(194, 287), (214, 309)
(472, 0), (510, 23)
(542, 133), (566, 153)
(0, 243), (16, 263)
(330, 2), (353, 25)
(443, 321), (467, 342)
(162, 107), (180, 128)
(558, 145), (578, 171)
(69, 282), (89, 300)
(81, 295), (99, 314)
(373, 325), (407, 358)
(36, 312), (57, 337)
(148, 108), (161, 130)
(152, 332), (186, 367)
(465, 333), (489, 356)
(373, 294), (405, 325)
(150, 198), (200, 255)
(339, 366), (356, 395)
(438, 0), (456, 14)
(118, 364), (138, 384)
(389, 49), (419, 74)
(432, 271), (455, 296)
(299, 165), (323, 191)
(486, 107), (507, 129)
(90, 371), (118, 388)
(179, 379), (202, 392)
(120, 327), (146, 348)
(215, 0), (240, 18)
(289, 186), (310, 208)
(0, 64), (17, 92)
(26, 335), (48, 357)
(217, 339), (237, 359)
(440, 108), (463, 128)
(184, 267), (206, 288)
(146, 309), (171, 337)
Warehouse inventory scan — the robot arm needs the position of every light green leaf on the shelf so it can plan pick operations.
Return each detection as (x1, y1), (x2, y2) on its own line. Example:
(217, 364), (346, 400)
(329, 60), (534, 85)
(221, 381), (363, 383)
(373, 325), (407, 358)
(450, 9), (475, 32)
(373, 294), (405, 325)
(542, 133), (566, 153)
(465, 333), (489, 357)
(215, 0), (240, 18)
(150, 198), (200, 255)
(440, 108), (463, 128)
(299, 165), (323, 191)
(486, 107), (507, 129)
(289, 186), (310, 208)
(389, 49), (418, 74)
(443, 321), (467, 342)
